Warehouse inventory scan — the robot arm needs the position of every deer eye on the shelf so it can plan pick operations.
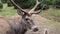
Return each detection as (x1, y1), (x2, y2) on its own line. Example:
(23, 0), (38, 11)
(25, 18), (29, 20)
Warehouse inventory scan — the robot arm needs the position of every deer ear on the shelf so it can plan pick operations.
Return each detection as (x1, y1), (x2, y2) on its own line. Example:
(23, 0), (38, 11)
(17, 9), (25, 16)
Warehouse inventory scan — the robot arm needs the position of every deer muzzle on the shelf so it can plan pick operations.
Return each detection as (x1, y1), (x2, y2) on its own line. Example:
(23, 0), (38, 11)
(31, 26), (39, 32)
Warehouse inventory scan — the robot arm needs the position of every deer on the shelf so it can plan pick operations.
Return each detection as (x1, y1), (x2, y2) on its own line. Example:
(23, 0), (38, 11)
(0, 0), (44, 34)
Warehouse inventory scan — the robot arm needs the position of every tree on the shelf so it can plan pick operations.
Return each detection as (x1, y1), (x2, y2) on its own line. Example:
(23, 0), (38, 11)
(0, 2), (3, 9)
(13, 0), (35, 9)
(53, 0), (60, 8)
(10, 0), (49, 10)
(7, 1), (13, 7)
(1, 0), (9, 3)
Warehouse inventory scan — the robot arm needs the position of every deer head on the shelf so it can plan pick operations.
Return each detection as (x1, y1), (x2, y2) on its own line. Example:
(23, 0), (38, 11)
(10, 0), (44, 32)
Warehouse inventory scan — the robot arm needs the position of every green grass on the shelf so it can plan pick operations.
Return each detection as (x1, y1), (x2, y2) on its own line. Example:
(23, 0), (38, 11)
(40, 8), (60, 18)
(0, 4), (16, 17)
(40, 8), (60, 22)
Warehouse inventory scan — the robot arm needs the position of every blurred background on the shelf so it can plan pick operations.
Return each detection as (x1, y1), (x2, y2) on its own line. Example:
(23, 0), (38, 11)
(0, 0), (60, 34)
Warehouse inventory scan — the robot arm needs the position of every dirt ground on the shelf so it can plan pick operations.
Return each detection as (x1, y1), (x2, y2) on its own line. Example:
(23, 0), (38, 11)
(25, 15), (56, 34)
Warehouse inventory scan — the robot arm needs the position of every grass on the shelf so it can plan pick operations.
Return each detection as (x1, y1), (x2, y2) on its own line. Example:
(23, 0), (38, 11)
(40, 8), (60, 18)
(0, 4), (16, 17)
(40, 8), (60, 22)
(40, 8), (60, 34)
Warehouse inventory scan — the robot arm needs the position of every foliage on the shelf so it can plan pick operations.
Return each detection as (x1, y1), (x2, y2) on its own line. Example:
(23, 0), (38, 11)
(0, 2), (3, 9)
(7, 1), (13, 7)
(53, 0), (60, 8)
(13, 0), (35, 9)
(1, 0), (9, 3)
(43, 4), (49, 10)
(0, 0), (60, 9)
(12, 0), (50, 10)
(53, 0), (60, 5)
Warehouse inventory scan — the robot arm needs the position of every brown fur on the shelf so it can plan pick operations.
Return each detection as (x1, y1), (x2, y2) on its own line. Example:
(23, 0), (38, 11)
(0, 15), (28, 34)
(0, 17), (11, 34)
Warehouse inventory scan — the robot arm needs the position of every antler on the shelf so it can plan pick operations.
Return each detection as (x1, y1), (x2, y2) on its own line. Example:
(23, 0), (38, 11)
(10, 0), (28, 14)
(10, 0), (44, 16)
(28, 0), (44, 14)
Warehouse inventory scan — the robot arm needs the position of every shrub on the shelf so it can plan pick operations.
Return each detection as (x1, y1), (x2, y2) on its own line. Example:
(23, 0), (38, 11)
(7, 1), (13, 7)
(36, 4), (49, 10)
(43, 4), (49, 10)
(0, 2), (3, 9)
(11, 0), (50, 10)
(1, 0), (8, 3)
(13, 0), (35, 9)
(54, 0), (60, 8)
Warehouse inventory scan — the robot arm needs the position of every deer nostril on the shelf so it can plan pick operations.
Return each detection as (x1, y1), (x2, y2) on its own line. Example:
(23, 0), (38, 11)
(33, 28), (39, 32)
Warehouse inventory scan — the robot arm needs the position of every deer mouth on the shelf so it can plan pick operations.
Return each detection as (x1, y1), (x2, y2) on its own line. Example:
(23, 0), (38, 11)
(31, 26), (39, 32)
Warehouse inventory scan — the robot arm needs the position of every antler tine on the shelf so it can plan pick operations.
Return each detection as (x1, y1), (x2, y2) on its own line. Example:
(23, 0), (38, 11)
(10, 0), (27, 14)
(31, 5), (45, 14)
(36, 0), (40, 5)
(28, 0), (44, 14)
